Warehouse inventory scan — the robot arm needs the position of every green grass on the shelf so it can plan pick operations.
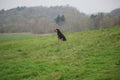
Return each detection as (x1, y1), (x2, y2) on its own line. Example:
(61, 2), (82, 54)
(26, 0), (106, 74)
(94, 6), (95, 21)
(0, 26), (120, 80)
(0, 33), (38, 41)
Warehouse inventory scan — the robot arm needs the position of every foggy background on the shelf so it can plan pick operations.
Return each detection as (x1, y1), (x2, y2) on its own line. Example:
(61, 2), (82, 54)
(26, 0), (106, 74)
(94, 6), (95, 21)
(0, 0), (120, 14)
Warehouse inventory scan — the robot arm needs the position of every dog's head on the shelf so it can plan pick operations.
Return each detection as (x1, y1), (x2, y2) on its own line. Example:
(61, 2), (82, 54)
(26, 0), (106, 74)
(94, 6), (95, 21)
(54, 28), (60, 32)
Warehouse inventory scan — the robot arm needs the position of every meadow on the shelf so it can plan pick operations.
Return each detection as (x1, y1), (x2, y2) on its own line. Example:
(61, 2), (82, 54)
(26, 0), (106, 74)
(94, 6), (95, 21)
(0, 26), (120, 80)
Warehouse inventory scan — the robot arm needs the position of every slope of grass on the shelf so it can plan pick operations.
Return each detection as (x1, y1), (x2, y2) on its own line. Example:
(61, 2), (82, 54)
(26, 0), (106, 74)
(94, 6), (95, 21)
(0, 26), (120, 80)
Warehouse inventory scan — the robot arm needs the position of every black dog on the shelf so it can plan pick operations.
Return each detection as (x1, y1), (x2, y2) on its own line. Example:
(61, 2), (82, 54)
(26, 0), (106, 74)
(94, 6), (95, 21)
(55, 29), (67, 41)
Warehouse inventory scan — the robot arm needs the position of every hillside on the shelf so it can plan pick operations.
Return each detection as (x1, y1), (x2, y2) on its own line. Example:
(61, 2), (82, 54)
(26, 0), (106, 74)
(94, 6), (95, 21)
(1, 6), (120, 34)
(0, 26), (120, 80)
(0, 6), (86, 33)
(110, 8), (120, 16)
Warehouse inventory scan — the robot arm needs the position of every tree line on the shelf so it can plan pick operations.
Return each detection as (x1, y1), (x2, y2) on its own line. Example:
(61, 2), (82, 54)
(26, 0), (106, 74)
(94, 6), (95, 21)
(0, 6), (120, 34)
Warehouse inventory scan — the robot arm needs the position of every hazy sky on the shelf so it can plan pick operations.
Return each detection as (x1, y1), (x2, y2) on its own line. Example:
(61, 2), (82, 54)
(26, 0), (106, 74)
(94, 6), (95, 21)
(0, 0), (120, 14)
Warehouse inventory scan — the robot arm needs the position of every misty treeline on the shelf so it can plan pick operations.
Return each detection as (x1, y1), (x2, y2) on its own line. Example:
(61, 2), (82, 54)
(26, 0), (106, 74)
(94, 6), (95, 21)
(0, 6), (120, 34)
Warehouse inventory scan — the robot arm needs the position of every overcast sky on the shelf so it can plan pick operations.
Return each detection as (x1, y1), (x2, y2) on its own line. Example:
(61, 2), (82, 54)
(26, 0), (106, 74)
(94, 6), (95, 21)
(0, 0), (120, 14)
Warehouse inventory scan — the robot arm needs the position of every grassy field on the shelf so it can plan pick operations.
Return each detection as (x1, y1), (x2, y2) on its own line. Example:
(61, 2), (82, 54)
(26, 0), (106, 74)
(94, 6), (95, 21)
(0, 33), (39, 41)
(0, 26), (120, 80)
